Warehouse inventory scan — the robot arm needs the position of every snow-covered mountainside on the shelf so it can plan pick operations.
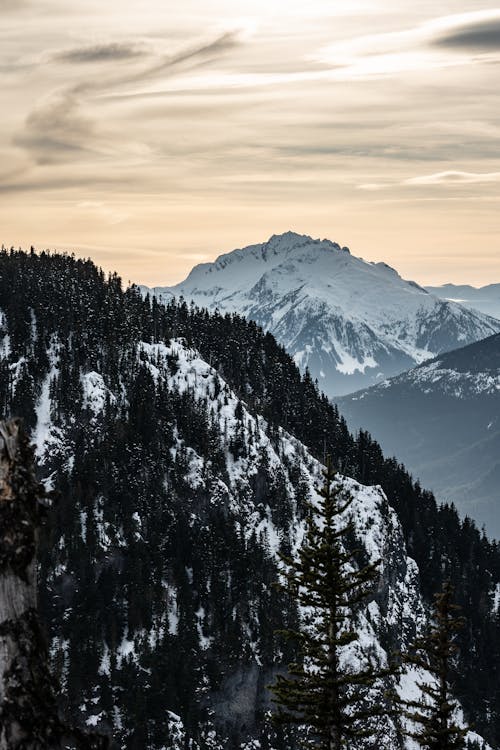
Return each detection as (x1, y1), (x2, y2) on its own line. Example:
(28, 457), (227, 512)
(337, 333), (500, 537)
(427, 283), (500, 321)
(22, 338), (492, 749)
(147, 232), (500, 396)
(2, 250), (499, 748)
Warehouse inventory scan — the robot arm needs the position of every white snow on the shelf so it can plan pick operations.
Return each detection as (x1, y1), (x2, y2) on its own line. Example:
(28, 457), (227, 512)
(336, 352), (378, 376)
(99, 644), (111, 677)
(86, 713), (103, 727)
(82, 371), (114, 415)
(32, 342), (66, 462)
(494, 582), (500, 612)
(376, 357), (500, 400)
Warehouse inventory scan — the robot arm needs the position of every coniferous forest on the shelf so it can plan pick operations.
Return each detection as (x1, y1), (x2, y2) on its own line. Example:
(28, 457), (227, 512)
(1, 248), (500, 749)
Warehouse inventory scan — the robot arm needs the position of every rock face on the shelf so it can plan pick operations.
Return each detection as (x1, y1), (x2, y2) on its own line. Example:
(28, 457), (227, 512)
(148, 232), (500, 396)
(337, 332), (500, 537)
(0, 249), (497, 749)
(0, 420), (107, 750)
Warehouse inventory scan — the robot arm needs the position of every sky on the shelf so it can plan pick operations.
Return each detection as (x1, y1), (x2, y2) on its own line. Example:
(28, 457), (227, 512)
(1, 0), (500, 287)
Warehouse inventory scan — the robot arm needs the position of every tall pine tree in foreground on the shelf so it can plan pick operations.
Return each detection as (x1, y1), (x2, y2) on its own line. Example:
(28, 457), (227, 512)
(269, 458), (394, 750)
(401, 581), (468, 750)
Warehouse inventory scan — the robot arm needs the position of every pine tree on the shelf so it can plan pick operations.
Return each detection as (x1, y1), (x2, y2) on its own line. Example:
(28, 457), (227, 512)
(268, 458), (393, 750)
(401, 581), (468, 749)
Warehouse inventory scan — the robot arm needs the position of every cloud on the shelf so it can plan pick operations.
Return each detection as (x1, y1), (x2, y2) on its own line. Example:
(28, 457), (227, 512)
(312, 9), (500, 80)
(357, 170), (500, 190)
(52, 42), (147, 64)
(0, 174), (121, 193)
(119, 31), (240, 86)
(13, 31), (241, 166)
(77, 201), (128, 225)
(13, 91), (94, 164)
(358, 183), (387, 191)
(0, 0), (27, 9)
(432, 16), (500, 51)
(60, 32), (241, 97)
(404, 170), (500, 186)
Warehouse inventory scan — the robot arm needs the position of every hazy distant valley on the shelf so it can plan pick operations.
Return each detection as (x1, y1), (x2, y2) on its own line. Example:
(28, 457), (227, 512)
(338, 333), (500, 537)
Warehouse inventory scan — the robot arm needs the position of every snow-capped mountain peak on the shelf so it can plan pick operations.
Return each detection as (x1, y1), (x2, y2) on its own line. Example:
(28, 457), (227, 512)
(147, 233), (500, 396)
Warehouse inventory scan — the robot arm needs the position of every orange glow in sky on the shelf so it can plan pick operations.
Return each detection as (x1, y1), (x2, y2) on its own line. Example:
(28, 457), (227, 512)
(1, 1), (500, 286)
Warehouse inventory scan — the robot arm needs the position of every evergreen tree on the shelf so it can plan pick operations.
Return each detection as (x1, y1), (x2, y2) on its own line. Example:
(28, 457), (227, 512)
(268, 458), (393, 749)
(401, 581), (468, 750)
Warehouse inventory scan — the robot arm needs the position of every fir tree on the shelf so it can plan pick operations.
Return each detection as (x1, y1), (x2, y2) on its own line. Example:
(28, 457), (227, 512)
(401, 581), (468, 750)
(268, 458), (393, 750)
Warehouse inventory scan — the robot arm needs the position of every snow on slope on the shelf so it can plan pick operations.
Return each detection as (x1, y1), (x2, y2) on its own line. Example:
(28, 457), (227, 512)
(146, 232), (500, 396)
(377, 358), (500, 400)
(350, 331), (500, 401)
(31, 336), (490, 748)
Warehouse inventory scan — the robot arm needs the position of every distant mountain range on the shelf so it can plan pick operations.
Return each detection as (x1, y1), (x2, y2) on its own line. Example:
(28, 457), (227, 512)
(337, 333), (500, 538)
(426, 284), (500, 321)
(145, 232), (500, 396)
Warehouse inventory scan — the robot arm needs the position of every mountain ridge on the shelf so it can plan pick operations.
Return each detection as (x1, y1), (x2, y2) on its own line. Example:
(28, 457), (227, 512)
(337, 332), (500, 535)
(145, 232), (500, 396)
(427, 283), (500, 321)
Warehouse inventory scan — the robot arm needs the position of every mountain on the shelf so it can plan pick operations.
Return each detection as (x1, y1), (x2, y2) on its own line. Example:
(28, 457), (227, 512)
(1, 249), (500, 748)
(337, 333), (500, 537)
(145, 232), (500, 396)
(426, 283), (500, 321)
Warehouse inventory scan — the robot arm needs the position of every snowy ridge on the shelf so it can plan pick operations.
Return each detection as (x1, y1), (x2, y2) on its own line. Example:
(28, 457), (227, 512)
(31, 336), (489, 748)
(145, 233), (500, 396)
(385, 359), (500, 399)
(349, 332), (500, 402)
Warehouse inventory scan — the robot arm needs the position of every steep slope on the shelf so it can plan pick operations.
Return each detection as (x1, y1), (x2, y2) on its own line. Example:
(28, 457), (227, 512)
(31, 339), (450, 748)
(337, 333), (500, 537)
(427, 283), (500, 321)
(148, 232), (500, 396)
(1, 249), (499, 747)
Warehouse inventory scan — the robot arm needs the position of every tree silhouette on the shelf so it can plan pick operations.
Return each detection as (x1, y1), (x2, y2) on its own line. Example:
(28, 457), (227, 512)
(401, 581), (468, 750)
(269, 458), (394, 749)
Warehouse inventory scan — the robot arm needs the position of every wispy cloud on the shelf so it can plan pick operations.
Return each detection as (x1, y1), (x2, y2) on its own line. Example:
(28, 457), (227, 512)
(13, 31), (241, 166)
(358, 183), (388, 191)
(312, 9), (500, 79)
(13, 91), (94, 164)
(77, 200), (128, 224)
(431, 12), (500, 51)
(434, 18), (500, 52)
(359, 170), (500, 190)
(404, 170), (500, 186)
(52, 41), (148, 64)
(0, 0), (27, 9)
